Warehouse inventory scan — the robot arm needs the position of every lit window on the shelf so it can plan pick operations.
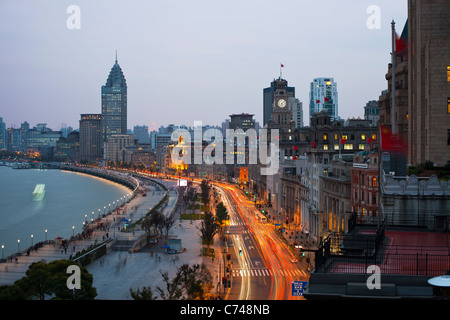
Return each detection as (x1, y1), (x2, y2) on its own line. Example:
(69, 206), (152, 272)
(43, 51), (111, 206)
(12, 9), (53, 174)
(361, 134), (366, 140)
(323, 144), (328, 150)
(359, 144), (365, 150)
(372, 177), (377, 187)
(447, 66), (450, 82)
(372, 134), (376, 140)
(334, 144), (339, 150)
(344, 144), (353, 150)
(448, 97), (450, 114)
(334, 133), (338, 140)
(342, 134), (348, 140)
(323, 133), (328, 140)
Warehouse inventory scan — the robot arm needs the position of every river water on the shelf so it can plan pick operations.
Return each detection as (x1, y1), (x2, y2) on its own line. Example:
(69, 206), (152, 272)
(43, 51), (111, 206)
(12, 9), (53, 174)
(0, 166), (130, 258)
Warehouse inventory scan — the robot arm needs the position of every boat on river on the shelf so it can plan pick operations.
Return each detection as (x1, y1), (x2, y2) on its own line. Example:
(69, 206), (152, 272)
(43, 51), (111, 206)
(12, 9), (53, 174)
(32, 184), (46, 201)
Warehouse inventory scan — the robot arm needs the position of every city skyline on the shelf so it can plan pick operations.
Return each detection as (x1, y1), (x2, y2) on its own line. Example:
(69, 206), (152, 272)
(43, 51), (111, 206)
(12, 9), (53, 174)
(0, 1), (407, 130)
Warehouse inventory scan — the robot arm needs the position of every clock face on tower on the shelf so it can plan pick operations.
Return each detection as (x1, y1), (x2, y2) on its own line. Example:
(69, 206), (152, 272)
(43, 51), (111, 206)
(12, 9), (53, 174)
(278, 99), (286, 108)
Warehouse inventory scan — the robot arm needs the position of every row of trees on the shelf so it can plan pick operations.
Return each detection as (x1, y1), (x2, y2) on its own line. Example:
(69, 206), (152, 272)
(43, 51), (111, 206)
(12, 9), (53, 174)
(198, 180), (229, 248)
(141, 210), (175, 245)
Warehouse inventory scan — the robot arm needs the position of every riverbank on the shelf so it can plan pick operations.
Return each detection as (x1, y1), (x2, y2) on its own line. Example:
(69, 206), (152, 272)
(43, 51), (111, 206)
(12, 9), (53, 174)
(0, 177), (166, 285)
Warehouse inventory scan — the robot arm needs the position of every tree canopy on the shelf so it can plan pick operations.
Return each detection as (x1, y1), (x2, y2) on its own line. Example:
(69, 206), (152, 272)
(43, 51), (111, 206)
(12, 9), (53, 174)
(0, 259), (97, 300)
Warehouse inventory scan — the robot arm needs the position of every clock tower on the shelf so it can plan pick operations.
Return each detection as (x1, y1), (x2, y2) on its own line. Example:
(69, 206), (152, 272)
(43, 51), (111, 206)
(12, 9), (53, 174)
(270, 79), (294, 130)
(267, 78), (298, 163)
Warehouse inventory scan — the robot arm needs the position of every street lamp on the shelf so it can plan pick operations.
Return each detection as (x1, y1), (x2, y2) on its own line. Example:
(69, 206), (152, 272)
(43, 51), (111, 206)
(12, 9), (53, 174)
(428, 273), (450, 299)
(45, 229), (48, 241)
(31, 234), (33, 246)
(1, 245), (4, 259)
(17, 239), (20, 252)
(72, 226), (75, 236)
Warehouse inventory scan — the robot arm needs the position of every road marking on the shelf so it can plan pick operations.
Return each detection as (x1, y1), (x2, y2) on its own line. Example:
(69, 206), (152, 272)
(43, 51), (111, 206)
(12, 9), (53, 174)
(232, 268), (272, 277)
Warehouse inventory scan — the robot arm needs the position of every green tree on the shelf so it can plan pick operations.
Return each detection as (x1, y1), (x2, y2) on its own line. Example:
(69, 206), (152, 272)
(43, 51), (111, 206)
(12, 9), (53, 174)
(215, 202), (228, 225)
(177, 263), (213, 300)
(0, 284), (27, 300)
(156, 271), (183, 300)
(8, 259), (96, 300)
(200, 179), (210, 207)
(130, 286), (158, 300)
(200, 211), (218, 248)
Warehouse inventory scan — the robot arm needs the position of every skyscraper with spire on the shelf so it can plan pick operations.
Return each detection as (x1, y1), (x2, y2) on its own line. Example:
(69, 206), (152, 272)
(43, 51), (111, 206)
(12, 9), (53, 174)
(101, 52), (127, 142)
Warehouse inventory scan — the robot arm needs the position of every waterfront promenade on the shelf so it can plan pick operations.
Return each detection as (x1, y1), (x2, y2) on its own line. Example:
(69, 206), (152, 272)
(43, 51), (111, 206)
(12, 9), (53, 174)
(0, 177), (174, 286)
(0, 175), (223, 300)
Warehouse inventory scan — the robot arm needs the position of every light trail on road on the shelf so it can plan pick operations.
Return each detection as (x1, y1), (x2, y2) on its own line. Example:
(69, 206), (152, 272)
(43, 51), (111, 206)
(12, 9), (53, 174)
(218, 183), (306, 300)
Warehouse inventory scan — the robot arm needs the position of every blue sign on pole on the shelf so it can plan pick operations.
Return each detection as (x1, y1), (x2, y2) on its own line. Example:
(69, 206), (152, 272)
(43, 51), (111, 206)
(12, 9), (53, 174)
(291, 281), (308, 296)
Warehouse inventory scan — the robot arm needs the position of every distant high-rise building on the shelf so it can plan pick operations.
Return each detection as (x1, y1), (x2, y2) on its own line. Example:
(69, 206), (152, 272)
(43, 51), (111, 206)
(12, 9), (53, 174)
(263, 78), (295, 126)
(309, 77), (338, 123)
(0, 118), (6, 150)
(133, 125), (150, 144)
(104, 134), (135, 163)
(229, 113), (256, 131)
(288, 97), (303, 129)
(20, 121), (29, 151)
(364, 100), (379, 126)
(101, 55), (127, 142)
(79, 114), (102, 163)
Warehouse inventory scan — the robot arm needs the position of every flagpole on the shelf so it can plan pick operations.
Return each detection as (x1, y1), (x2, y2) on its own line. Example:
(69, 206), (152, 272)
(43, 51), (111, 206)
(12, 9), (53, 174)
(391, 20), (396, 134)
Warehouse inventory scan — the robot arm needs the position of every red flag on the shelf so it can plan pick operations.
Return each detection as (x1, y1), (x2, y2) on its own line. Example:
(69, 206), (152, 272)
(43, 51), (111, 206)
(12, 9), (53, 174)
(293, 156), (298, 160)
(316, 100), (320, 104)
(395, 32), (407, 54)
(324, 97), (329, 102)
(293, 146), (298, 151)
(340, 138), (347, 144)
(367, 138), (372, 143)
(311, 142), (316, 148)
(280, 63), (284, 67)
(380, 124), (407, 153)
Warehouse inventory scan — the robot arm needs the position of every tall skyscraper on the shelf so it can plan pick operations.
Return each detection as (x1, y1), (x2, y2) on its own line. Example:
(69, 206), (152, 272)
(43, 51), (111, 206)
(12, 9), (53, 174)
(263, 78), (295, 126)
(408, 0), (450, 166)
(309, 77), (338, 123)
(101, 54), (127, 142)
(79, 114), (102, 163)
(20, 121), (29, 151)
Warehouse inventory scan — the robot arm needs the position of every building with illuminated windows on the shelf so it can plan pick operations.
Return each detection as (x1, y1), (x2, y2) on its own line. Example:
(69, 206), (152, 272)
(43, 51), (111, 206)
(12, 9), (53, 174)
(309, 77), (338, 123)
(101, 56), (127, 142)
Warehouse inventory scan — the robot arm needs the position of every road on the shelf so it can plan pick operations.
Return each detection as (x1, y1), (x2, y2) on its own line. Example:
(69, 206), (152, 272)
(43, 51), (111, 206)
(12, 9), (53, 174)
(214, 182), (309, 300)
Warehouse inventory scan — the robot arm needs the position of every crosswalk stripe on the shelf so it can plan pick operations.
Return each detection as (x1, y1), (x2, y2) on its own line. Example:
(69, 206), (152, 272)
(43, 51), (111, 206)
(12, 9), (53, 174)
(230, 268), (299, 278)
